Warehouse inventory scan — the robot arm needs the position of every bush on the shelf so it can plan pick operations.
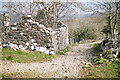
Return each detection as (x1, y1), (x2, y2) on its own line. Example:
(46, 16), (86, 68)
(91, 57), (101, 65)
(73, 27), (96, 41)
(103, 49), (112, 59)
(93, 43), (101, 49)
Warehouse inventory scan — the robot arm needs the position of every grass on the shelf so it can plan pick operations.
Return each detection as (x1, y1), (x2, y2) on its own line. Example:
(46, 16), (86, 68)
(81, 42), (120, 78)
(72, 42), (79, 46)
(81, 61), (120, 78)
(56, 45), (71, 55)
(1, 48), (58, 63)
(93, 42), (101, 48)
(1, 46), (71, 63)
(2, 46), (71, 78)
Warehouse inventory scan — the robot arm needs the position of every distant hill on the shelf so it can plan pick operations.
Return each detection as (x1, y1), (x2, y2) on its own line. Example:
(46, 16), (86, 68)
(62, 12), (102, 20)
(0, 11), (9, 13)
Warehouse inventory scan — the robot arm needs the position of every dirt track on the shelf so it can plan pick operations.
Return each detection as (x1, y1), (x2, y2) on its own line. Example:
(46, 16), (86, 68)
(1, 41), (101, 78)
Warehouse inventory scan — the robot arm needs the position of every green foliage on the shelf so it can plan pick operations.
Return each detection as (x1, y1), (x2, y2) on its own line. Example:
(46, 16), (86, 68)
(72, 42), (79, 46)
(2, 48), (57, 63)
(103, 49), (112, 58)
(7, 55), (13, 60)
(101, 16), (112, 38)
(92, 43), (119, 65)
(93, 43), (101, 49)
(56, 51), (65, 55)
(74, 27), (96, 41)
(56, 46), (71, 55)
(91, 57), (107, 65)
(101, 25), (111, 35)
(91, 57), (101, 65)
(82, 61), (120, 78)
(82, 64), (91, 68)
(2, 46), (71, 63)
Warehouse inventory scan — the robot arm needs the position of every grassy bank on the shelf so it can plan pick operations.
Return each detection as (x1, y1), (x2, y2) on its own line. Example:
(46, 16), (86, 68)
(81, 42), (120, 78)
(1, 48), (57, 63)
(82, 61), (120, 78)
(2, 46), (71, 78)
(1, 46), (70, 63)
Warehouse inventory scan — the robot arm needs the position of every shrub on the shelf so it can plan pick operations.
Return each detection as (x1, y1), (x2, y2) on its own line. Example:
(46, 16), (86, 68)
(103, 49), (112, 59)
(7, 55), (13, 60)
(73, 27), (96, 41)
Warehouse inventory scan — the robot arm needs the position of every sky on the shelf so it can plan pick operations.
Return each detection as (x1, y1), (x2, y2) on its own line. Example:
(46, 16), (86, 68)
(0, 0), (118, 18)
(0, 0), (119, 2)
(0, 0), (119, 12)
(0, 0), (118, 23)
(0, 1), (104, 21)
(0, 2), (2, 11)
(0, 2), (7, 12)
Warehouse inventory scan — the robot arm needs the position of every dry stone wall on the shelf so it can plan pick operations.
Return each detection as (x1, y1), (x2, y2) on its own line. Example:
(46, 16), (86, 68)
(1, 14), (69, 55)
(53, 24), (69, 52)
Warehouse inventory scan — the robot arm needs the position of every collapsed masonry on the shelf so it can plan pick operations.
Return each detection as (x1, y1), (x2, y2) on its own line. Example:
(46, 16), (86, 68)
(101, 39), (120, 58)
(0, 13), (69, 55)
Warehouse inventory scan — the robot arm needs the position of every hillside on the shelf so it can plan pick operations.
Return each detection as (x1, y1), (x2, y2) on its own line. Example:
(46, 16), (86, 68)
(62, 14), (106, 40)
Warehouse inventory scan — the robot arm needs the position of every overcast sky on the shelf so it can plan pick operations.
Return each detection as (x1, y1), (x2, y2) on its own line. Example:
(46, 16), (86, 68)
(0, 0), (119, 2)
(0, 1), (7, 12)
(0, 0), (119, 12)
(0, 2), (2, 11)
(0, 0), (118, 14)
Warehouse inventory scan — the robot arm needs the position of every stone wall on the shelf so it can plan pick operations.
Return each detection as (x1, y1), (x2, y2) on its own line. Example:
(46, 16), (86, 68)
(0, 13), (3, 26)
(53, 23), (69, 52)
(1, 14), (69, 55)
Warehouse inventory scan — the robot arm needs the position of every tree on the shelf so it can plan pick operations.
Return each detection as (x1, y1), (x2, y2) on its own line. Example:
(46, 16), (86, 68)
(2, 0), (43, 22)
(3, 1), (88, 31)
(90, 1), (120, 39)
(35, 2), (87, 30)
(35, 2), (76, 30)
(118, 3), (120, 40)
(3, 1), (76, 29)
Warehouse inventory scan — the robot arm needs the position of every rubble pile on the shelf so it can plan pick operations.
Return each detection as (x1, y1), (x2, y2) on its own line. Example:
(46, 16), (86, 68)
(1, 14), (69, 55)
(101, 39), (120, 58)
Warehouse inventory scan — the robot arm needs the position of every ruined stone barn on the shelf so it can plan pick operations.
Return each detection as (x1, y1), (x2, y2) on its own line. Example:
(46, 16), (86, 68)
(0, 13), (69, 55)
